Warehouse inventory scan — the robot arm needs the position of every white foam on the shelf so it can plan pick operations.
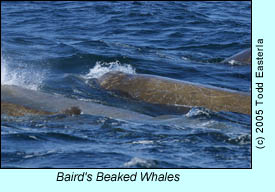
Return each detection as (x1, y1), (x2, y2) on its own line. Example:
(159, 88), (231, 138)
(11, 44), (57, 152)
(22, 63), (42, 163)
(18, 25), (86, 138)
(228, 59), (243, 66)
(132, 140), (154, 145)
(1, 54), (7, 84)
(1, 53), (45, 90)
(185, 107), (211, 118)
(83, 60), (136, 79)
(29, 135), (39, 140)
(123, 157), (155, 168)
(228, 59), (236, 65)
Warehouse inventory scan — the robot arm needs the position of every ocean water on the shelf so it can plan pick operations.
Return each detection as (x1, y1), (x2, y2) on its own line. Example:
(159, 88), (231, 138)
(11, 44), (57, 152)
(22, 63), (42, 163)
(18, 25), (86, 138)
(1, 1), (251, 168)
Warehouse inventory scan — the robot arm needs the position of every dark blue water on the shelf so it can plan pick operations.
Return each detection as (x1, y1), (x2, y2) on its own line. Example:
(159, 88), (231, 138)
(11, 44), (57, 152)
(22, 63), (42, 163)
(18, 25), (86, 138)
(1, 1), (251, 168)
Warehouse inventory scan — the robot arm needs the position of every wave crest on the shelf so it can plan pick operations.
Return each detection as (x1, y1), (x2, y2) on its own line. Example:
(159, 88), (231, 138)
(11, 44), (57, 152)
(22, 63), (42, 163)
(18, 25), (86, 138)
(83, 60), (136, 79)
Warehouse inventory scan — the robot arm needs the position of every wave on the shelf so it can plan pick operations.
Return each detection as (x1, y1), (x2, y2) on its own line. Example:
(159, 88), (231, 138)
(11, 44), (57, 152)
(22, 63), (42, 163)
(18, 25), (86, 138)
(123, 157), (157, 168)
(82, 60), (136, 79)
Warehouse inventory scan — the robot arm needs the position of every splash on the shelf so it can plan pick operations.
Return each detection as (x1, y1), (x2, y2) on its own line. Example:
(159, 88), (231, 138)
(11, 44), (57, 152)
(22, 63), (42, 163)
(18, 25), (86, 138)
(83, 60), (136, 79)
(123, 157), (156, 168)
(1, 54), (7, 83)
(1, 53), (45, 90)
(185, 107), (211, 118)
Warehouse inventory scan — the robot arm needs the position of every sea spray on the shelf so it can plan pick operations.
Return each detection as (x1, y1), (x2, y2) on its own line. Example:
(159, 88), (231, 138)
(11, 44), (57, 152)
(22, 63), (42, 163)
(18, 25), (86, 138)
(83, 60), (136, 79)
(0, 53), (45, 90)
(1, 54), (7, 84)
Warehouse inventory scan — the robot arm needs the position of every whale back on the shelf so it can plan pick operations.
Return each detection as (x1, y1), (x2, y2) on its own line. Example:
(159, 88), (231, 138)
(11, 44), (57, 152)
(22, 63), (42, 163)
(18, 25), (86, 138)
(222, 48), (251, 65)
(1, 85), (153, 121)
(98, 72), (251, 115)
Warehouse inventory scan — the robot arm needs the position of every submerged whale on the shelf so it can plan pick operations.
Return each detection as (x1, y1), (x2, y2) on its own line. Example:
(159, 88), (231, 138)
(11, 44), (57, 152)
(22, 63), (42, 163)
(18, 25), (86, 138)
(1, 84), (153, 121)
(222, 48), (251, 65)
(98, 71), (251, 115)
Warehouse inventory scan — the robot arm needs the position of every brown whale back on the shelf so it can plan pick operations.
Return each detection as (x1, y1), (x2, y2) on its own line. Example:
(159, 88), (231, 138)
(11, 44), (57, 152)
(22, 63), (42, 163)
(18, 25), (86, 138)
(1, 102), (54, 116)
(98, 72), (251, 115)
(1, 102), (82, 117)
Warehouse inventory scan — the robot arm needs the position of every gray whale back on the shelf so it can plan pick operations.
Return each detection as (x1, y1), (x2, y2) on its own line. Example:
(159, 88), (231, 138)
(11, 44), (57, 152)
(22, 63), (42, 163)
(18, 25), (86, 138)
(222, 48), (251, 65)
(1, 85), (153, 121)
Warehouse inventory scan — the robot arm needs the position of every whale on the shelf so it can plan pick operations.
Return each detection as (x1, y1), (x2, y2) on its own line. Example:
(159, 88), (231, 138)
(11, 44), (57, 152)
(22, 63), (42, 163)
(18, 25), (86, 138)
(222, 48), (251, 65)
(1, 49), (251, 118)
(98, 71), (251, 115)
(1, 84), (153, 121)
